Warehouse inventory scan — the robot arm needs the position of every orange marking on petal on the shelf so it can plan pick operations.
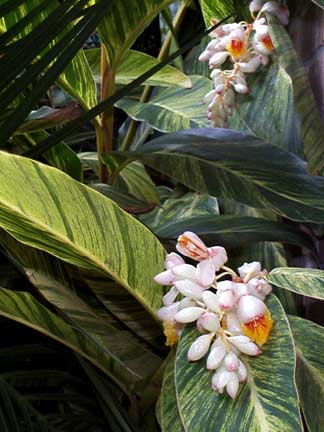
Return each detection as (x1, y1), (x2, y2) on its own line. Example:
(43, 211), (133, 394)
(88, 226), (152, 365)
(227, 39), (246, 58)
(261, 35), (274, 51)
(242, 310), (273, 346)
(178, 235), (208, 259)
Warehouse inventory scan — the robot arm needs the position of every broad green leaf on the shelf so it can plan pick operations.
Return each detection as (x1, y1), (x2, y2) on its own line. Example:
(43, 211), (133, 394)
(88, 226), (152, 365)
(268, 267), (324, 299)
(175, 295), (302, 432)
(199, 0), (248, 24)
(116, 75), (211, 132)
(185, 36), (210, 78)
(230, 63), (303, 157)
(1, 232), (162, 389)
(157, 350), (184, 432)
(140, 192), (219, 232)
(97, 0), (173, 70)
(289, 315), (324, 432)
(13, 129), (82, 181)
(0, 151), (165, 318)
(130, 128), (324, 223)
(85, 48), (192, 88)
(268, 14), (324, 174)
(0, 286), (152, 396)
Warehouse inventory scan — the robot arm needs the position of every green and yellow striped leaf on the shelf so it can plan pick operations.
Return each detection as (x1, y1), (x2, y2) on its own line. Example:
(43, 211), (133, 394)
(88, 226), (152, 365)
(199, 0), (248, 24)
(268, 267), (324, 299)
(85, 48), (191, 88)
(97, 0), (173, 70)
(156, 350), (185, 432)
(174, 295), (302, 432)
(268, 14), (324, 174)
(0, 286), (151, 396)
(230, 63), (302, 157)
(0, 151), (165, 319)
(116, 75), (211, 132)
(130, 128), (324, 223)
(289, 315), (324, 432)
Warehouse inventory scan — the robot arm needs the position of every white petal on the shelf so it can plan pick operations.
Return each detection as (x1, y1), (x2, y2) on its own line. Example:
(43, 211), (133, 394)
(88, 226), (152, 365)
(179, 298), (197, 310)
(199, 49), (212, 62)
(234, 282), (250, 301)
(238, 56), (261, 73)
(202, 290), (219, 312)
(209, 51), (230, 68)
(261, 2), (289, 26)
(206, 345), (226, 370)
(217, 280), (235, 292)
(197, 260), (215, 286)
(174, 280), (205, 300)
(226, 373), (239, 399)
(154, 269), (175, 285)
(237, 295), (267, 323)
(157, 302), (180, 321)
(198, 312), (220, 332)
(249, 0), (264, 13)
(171, 264), (197, 281)
(188, 333), (213, 361)
(233, 83), (249, 94)
(238, 360), (247, 382)
(165, 252), (185, 269)
(212, 367), (232, 391)
(224, 352), (239, 372)
(225, 313), (242, 334)
(163, 286), (179, 306)
(174, 307), (206, 323)
(228, 336), (261, 356)
(247, 278), (272, 300)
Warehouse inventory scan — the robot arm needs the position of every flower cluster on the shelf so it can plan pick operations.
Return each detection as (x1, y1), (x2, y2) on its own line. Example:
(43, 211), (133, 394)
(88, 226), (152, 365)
(155, 232), (273, 399)
(199, 1), (289, 127)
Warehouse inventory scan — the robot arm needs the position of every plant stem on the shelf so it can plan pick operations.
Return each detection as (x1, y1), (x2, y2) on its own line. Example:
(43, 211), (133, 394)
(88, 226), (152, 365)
(120, 1), (189, 151)
(96, 43), (115, 183)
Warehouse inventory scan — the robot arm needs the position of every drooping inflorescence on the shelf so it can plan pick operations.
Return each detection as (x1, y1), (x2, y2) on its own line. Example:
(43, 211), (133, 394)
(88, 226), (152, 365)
(199, 1), (289, 127)
(155, 231), (273, 400)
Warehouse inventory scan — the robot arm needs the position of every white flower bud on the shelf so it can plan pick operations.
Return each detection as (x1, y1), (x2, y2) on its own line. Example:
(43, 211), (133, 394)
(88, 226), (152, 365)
(206, 345), (226, 370)
(237, 295), (267, 323)
(174, 307), (205, 323)
(171, 264), (197, 280)
(238, 56), (261, 73)
(249, 0), (264, 13)
(234, 283), (250, 301)
(179, 298), (196, 310)
(198, 312), (220, 332)
(208, 246), (228, 270)
(212, 367), (232, 392)
(199, 50), (213, 62)
(165, 252), (185, 269)
(163, 286), (178, 306)
(217, 280), (235, 292)
(210, 68), (223, 79)
(154, 269), (175, 285)
(174, 280), (204, 300)
(202, 290), (219, 312)
(233, 83), (249, 94)
(238, 261), (262, 281)
(238, 360), (247, 382)
(224, 352), (240, 372)
(157, 302), (180, 321)
(197, 260), (216, 287)
(227, 335), (261, 356)
(188, 333), (214, 361)
(226, 373), (239, 399)
(262, 2), (289, 26)
(217, 289), (234, 310)
(209, 51), (230, 68)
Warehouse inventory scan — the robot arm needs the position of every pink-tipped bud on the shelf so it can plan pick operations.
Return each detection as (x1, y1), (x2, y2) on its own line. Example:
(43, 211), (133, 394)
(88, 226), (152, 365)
(234, 83), (249, 94)
(165, 252), (185, 269)
(237, 295), (267, 324)
(227, 335), (261, 356)
(202, 291), (219, 312)
(247, 278), (272, 300)
(157, 302), (180, 321)
(188, 333), (214, 361)
(174, 280), (204, 300)
(212, 367), (231, 392)
(176, 231), (209, 261)
(224, 352), (240, 372)
(217, 289), (234, 310)
(154, 269), (175, 285)
(198, 312), (220, 332)
(199, 49), (212, 62)
(238, 360), (247, 382)
(209, 51), (230, 68)
(226, 373), (239, 399)
(206, 345), (227, 370)
(174, 307), (205, 323)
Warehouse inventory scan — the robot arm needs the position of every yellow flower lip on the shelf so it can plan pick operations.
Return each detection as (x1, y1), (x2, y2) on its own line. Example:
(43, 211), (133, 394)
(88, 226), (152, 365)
(163, 321), (179, 347)
(242, 310), (273, 346)
(226, 38), (247, 59)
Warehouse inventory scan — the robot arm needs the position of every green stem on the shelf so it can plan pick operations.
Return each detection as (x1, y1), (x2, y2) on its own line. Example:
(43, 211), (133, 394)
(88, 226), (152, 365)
(120, 1), (189, 151)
